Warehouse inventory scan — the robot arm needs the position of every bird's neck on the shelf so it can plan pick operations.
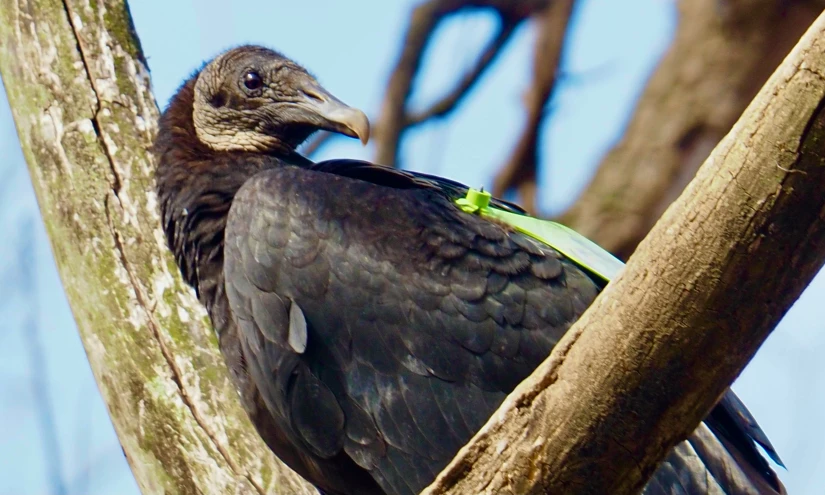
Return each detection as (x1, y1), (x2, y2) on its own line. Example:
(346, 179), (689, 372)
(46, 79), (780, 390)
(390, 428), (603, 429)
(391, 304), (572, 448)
(153, 77), (310, 318)
(156, 154), (256, 311)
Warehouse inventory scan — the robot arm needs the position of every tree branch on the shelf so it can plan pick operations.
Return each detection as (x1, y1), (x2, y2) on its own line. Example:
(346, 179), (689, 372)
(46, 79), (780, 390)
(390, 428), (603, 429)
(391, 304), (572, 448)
(303, 5), (523, 162)
(0, 1), (314, 493)
(18, 218), (68, 495)
(301, 130), (337, 158)
(373, 0), (549, 167)
(491, 0), (575, 213)
(423, 11), (825, 495)
(405, 17), (520, 125)
(303, 0), (536, 163)
(558, 0), (823, 260)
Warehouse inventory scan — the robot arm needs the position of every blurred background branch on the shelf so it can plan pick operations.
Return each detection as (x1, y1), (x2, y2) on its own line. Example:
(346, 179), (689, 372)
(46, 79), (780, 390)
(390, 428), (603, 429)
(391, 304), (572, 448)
(304, 0), (552, 166)
(373, 0), (550, 166)
(18, 219), (68, 495)
(557, 0), (823, 259)
(491, 0), (575, 214)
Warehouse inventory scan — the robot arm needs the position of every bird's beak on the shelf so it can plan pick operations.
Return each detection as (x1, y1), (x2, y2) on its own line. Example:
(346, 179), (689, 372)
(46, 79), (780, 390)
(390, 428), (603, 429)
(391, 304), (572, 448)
(297, 82), (370, 145)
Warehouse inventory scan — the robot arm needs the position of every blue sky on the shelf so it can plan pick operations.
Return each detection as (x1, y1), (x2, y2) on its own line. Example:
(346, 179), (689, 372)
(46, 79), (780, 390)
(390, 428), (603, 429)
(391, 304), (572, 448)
(1, 1), (823, 493)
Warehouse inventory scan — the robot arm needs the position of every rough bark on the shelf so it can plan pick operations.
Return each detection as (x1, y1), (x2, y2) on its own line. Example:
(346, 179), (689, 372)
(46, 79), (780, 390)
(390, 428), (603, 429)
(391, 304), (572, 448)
(422, 11), (825, 495)
(559, 0), (824, 260)
(0, 1), (314, 494)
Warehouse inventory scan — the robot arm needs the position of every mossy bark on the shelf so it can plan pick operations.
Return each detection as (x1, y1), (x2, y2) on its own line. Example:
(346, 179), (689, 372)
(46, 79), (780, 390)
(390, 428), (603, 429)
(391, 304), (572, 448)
(0, 1), (315, 494)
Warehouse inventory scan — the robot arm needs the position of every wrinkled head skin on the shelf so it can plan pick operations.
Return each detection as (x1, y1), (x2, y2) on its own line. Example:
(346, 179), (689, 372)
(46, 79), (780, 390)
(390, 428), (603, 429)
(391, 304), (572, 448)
(192, 45), (369, 153)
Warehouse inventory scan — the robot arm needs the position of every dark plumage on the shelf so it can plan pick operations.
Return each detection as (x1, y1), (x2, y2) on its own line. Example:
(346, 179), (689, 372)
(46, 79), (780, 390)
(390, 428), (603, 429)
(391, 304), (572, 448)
(154, 45), (786, 495)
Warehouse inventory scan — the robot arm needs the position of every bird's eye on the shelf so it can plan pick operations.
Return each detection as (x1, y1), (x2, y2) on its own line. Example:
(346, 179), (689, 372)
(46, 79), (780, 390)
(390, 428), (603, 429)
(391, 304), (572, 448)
(243, 71), (263, 91)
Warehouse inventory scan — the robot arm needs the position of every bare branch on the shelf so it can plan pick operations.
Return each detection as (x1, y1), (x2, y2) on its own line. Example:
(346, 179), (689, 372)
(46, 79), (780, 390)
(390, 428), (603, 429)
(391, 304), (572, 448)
(405, 18), (520, 125)
(491, 0), (576, 213)
(18, 218), (68, 495)
(558, 0), (823, 260)
(301, 131), (338, 158)
(423, 12), (825, 494)
(373, 0), (550, 167)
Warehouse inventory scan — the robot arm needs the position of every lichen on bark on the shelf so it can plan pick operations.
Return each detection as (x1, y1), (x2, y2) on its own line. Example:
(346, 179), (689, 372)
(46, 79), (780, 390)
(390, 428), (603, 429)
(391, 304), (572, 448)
(0, 1), (315, 493)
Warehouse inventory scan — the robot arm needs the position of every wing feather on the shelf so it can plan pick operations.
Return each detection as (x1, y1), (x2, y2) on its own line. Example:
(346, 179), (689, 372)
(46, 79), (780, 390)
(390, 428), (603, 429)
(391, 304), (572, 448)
(223, 160), (784, 495)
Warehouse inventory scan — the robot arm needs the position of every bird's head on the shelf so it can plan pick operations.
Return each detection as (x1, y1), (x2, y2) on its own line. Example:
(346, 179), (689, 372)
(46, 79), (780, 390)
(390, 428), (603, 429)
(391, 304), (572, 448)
(192, 45), (370, 153)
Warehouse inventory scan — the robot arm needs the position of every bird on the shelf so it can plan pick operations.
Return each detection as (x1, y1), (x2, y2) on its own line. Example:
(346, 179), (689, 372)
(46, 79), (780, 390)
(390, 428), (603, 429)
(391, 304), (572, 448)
(154, 45), (786, 495)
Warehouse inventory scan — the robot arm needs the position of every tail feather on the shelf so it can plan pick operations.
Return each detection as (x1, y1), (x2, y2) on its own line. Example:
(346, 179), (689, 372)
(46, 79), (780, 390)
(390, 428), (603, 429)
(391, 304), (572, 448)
(645, 403), (785, 495)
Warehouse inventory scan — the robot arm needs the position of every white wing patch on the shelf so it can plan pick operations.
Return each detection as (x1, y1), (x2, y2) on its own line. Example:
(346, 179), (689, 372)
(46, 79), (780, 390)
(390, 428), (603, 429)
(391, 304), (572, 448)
(289, 299), (308, 354)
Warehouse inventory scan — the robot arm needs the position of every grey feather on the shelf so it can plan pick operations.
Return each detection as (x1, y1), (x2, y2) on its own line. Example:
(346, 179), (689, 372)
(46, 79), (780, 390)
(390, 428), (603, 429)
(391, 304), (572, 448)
(289, 299), (308, 354)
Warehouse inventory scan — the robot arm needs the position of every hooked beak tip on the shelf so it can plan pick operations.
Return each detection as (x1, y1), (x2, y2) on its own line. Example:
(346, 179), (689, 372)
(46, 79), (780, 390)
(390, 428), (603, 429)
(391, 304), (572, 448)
(299, 82), (371, 146)
(321, 105), (370, 146)
(352, 110), (371, 146)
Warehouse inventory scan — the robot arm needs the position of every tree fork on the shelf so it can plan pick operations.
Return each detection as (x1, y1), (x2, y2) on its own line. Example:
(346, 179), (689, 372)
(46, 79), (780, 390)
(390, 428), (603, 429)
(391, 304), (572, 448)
(423, 11), (825, 495)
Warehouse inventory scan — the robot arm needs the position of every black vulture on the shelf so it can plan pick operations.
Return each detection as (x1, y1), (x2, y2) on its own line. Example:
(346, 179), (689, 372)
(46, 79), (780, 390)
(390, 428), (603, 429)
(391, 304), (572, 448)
(154, 45), (786, 495)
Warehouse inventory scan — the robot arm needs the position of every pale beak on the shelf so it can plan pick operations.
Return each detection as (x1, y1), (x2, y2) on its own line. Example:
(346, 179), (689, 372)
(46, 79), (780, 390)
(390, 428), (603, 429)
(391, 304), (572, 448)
(297, 82), (370, 145)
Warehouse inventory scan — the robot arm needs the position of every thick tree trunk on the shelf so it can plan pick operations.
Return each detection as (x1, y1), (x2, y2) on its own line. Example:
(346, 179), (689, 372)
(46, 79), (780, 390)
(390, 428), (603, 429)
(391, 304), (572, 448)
(0, 1), (314, 494)
(560, 0), (824, 260)
(423, 11), (825, 494)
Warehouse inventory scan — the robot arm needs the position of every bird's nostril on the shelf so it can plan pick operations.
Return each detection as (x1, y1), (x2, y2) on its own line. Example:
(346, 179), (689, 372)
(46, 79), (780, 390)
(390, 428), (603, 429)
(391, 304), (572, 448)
(301, 88), (325, 102)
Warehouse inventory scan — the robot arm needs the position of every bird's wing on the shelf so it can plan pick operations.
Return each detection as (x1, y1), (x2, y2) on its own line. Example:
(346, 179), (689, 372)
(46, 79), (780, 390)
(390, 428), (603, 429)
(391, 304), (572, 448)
(224, 161), (597, 494)
(674, 390), (787, 494)
(649, 413), (786, 495)
(223, 159), (783, 495)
